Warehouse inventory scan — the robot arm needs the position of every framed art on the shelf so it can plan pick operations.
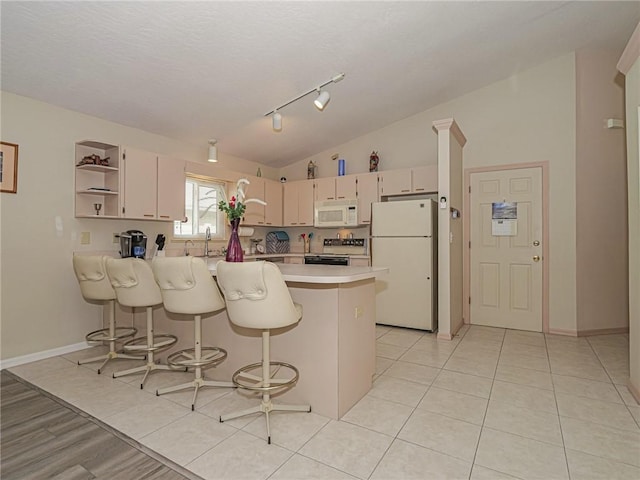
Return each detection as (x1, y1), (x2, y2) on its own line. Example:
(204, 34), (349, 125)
(1, 141), (19, 193)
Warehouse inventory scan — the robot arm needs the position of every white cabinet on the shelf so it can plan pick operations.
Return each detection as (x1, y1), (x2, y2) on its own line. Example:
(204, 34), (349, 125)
(264, 179), (283, 226)
(75, 141), (121, 218)
(335, 174), (358, 200)
(355, 172), (379, 225)
(283, 180), (314, 226)
(122, 147), (185, 221)
(379, 166), (438, 196)
(242, 177), (283, 227)
(379, 169), (412, 196)
(315, 177), (337, 201)
(157, 155), (186, 221)
(411, 165), (438, 193)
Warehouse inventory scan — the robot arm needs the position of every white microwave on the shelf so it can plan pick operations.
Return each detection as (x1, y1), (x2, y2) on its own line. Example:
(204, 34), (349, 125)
(314, 199), (359, 228)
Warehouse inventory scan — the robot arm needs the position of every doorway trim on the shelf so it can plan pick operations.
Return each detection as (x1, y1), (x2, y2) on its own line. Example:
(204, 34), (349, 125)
(463, 161), (550, 333)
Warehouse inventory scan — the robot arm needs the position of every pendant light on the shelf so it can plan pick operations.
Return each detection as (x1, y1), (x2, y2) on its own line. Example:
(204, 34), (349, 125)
(208, 139), (218, 163)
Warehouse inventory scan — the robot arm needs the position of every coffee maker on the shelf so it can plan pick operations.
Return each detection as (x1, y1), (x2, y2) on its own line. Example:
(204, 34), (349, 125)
(119, 230), (147, 259)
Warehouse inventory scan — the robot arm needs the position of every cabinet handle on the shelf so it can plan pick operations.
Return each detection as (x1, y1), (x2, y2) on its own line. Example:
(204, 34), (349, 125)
(401, 189), (410, 193)
(159, 215), (170, 219)
(291, 223), (298, 225)
(415, 188), (425, 192)
(337, 196), (345, 199)
(144, 214), (154, 217)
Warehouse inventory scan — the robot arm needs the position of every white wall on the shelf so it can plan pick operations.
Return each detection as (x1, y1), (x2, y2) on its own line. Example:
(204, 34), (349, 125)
(0, 92), (268, 361)
(286, 54), (578, 332)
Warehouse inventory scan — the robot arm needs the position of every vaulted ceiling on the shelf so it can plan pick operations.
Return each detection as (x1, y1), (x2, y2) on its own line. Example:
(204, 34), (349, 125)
(2, 1), (638, 166)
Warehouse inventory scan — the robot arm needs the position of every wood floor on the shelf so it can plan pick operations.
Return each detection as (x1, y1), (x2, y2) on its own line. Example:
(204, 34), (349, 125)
(0, 370), (197, 480)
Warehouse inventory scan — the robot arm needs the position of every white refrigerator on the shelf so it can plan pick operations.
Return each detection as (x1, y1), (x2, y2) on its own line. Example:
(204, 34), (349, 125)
(371, 199), (437, 331)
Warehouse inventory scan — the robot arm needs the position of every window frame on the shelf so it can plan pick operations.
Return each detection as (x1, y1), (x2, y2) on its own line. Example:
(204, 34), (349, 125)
(173, 175), (227, 240)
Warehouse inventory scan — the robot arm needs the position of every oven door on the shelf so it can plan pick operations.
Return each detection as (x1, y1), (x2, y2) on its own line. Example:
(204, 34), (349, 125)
(304, 255), (350, 266)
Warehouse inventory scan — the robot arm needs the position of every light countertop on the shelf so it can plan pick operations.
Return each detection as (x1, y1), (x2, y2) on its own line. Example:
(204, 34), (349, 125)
(207, 261), (387, 284)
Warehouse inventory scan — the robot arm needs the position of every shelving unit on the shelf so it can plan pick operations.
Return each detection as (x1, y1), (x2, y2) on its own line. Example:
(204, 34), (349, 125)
(75, 141), (121, 218)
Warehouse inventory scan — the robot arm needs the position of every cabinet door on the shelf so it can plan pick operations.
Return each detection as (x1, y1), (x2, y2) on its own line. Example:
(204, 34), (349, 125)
(122, 147), (157, 219)
(264, 179), (282, 226)
(350, 258), (371, 267)
(157, 155), (185, 221)
(356, 173), (378, 225)
(283, 182), (299, 226)
(335, 174), (357, 200)
(242, 176), (265, 226)
(297, 180), (315, 226)
(379, 169), (411, 196)
(315, 177), (336, 201)
(412, 165), (438, 193)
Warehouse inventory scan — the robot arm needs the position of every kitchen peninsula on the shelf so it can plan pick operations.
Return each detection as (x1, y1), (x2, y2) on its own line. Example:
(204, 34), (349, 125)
(154, 262), (388, 420)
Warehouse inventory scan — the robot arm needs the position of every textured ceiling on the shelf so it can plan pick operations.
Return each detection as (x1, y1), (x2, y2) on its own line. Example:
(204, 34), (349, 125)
(2, 1), (639, 167)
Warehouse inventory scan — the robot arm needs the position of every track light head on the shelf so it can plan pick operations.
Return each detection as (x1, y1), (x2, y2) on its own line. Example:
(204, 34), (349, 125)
(314, 90), (331, 111)
(208, 139), (218, 163)
(272, 111), (282, 132)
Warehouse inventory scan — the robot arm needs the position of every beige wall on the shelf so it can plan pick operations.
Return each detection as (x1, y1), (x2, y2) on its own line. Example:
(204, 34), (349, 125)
(575, 49), (628, 333)
(0, 92), (268, 361)
(287, 54), (579, 332)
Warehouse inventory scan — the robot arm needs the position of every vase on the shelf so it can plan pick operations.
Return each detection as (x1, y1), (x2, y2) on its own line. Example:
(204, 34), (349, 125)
(225, 218), (244, 262)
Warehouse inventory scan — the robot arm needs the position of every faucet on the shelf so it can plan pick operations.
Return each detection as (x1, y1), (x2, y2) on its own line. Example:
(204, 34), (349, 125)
(183, 239), (195, 256)
(204, 226), (211, 257)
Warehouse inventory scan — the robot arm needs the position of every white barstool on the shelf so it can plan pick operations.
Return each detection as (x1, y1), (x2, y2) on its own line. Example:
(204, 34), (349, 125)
(72, 255), (143, 374)
(216, 260), (311, 444)
(106, 258), (179, 388)
(152, 256), (234, 410)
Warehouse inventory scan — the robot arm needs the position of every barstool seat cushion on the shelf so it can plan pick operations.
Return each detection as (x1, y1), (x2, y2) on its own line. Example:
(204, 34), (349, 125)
(152, 257), (225, 315)
(106, 258), (162, 308)
(216, 261), (302, 330)
(73, 255), (116, 301)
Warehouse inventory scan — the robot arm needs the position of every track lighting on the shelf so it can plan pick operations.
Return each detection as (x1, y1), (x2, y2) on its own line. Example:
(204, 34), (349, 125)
(208, 139), (218, 163)
(314, 90), (331, 111)
(272, 111), (282, 132)
(264, 73), (345, 132)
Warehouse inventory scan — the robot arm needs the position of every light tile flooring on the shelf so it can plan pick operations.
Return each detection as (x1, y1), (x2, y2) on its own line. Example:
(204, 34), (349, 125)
(7, 324), (640, 480)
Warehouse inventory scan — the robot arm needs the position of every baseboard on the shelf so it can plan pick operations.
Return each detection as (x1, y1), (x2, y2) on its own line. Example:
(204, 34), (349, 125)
(548, 328), (578, 337)
(0, 342), (90, 371)
(437, 332), (454, 340)
(577, 327), (629, 337)
(628, 379), (640, 404)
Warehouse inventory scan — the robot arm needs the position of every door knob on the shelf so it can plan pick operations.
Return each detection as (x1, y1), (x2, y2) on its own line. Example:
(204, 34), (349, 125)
(533, 240), (540, 246)
(533, 255), (540, 262)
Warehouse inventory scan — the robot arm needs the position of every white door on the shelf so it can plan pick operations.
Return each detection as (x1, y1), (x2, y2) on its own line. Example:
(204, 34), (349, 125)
(470, 167), (543, 331)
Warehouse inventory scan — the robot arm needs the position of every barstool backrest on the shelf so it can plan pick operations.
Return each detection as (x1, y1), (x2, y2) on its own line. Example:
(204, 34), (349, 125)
(216, 261), (301, 330)
(152, 256), (226, 315)
(73, 255), (116, 301)
(106, 258), (162, 308)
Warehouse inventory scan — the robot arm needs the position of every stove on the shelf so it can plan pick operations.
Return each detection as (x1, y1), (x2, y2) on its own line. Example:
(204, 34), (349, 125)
(304, 238), (367, 266)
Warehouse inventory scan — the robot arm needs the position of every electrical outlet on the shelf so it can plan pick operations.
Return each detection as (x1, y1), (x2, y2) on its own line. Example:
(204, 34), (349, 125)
(354, 306), (363, 318)
(80, 232), (91, 245)
(113, 233), (119, 244)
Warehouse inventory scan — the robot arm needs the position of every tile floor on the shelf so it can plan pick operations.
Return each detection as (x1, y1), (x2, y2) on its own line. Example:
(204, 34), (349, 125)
(7, 324), (640, 480)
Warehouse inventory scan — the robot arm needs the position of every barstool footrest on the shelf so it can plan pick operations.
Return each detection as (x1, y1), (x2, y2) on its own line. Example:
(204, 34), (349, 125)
(85, 326), (137, 343)
(123, 334), (178, 354)
(231, 361), (299, 392)
(167, 347), (228, 369)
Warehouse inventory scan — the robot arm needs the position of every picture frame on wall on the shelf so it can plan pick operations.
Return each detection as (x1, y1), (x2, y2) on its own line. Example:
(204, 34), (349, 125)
(1, 141), (19, 194)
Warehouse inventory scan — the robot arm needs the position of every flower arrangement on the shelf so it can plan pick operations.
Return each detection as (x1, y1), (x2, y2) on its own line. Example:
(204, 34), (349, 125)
(218, 178), (266, 222)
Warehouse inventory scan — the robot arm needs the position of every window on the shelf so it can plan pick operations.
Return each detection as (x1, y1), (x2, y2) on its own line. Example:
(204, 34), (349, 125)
(173, 176), (226, 238)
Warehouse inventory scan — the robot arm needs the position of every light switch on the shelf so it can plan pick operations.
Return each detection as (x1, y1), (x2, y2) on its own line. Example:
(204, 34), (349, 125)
(80, 232), (91, 245)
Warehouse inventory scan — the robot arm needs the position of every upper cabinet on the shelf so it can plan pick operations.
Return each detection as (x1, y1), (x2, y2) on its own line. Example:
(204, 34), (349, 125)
(283, 180), (314, 226)
(242, 176), (283, 227)
(75, 141), (121, 218)
(122, 147), (158, 219)
(335, 174), (358, 200)
(157, 155), (186, 221)
(379, 166), (438, 197)
(411, 165), (438, 193)
(314, 177), (337, 201)
(355, 172), (379, 225)
(379, 169), (412, 196)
